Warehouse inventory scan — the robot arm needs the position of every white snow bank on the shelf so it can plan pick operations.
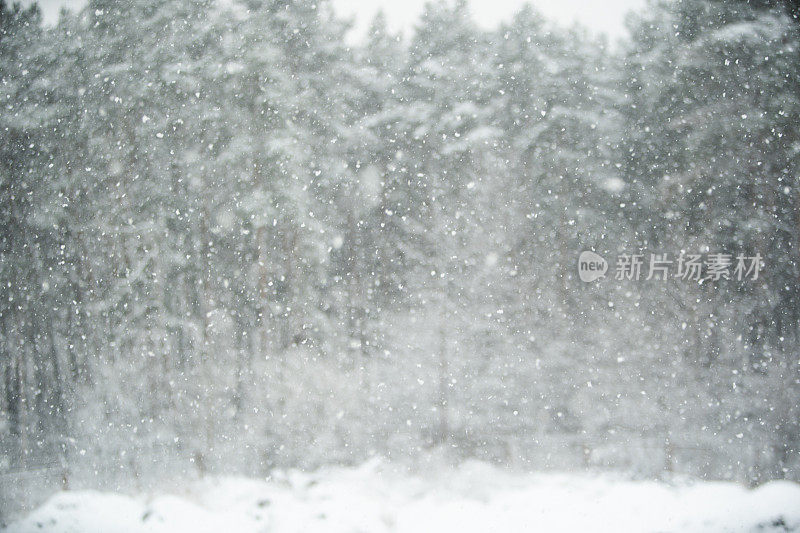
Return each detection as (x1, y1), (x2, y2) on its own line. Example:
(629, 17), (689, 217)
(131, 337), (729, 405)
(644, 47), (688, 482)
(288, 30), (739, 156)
(5, 460), (800, 532)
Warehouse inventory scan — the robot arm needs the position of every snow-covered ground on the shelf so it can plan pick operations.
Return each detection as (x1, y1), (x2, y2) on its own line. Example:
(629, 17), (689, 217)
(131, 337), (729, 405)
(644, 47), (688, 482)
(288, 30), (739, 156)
(4, 460), (800, 533)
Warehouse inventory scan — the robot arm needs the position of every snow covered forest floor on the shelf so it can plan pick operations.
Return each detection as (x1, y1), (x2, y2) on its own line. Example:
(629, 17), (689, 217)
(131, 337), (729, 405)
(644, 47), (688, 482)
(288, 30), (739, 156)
(4, 460), (800, 533)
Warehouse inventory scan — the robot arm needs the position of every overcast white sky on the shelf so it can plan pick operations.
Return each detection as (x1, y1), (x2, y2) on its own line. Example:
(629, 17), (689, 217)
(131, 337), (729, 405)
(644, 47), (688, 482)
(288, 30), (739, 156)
(31, 0), (645, 39)
(333, 0), (646, 39)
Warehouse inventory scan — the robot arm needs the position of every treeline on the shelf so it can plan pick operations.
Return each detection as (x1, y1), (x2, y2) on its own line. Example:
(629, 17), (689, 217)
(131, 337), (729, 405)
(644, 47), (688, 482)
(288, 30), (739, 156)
(1, 0), (799, 490)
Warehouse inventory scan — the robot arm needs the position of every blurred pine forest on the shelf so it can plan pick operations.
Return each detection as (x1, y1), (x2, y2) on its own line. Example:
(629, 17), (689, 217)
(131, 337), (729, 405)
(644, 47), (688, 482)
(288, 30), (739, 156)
(1, 0), (799, 499)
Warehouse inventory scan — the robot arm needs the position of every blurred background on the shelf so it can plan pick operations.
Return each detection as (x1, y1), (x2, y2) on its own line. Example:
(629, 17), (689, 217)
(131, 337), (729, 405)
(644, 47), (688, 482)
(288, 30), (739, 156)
(1, 0), (799, 520)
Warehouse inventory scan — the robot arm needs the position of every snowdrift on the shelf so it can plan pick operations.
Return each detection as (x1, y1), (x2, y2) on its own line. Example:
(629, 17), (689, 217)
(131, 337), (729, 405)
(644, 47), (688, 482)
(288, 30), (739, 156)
(4, 460), (800, 532)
